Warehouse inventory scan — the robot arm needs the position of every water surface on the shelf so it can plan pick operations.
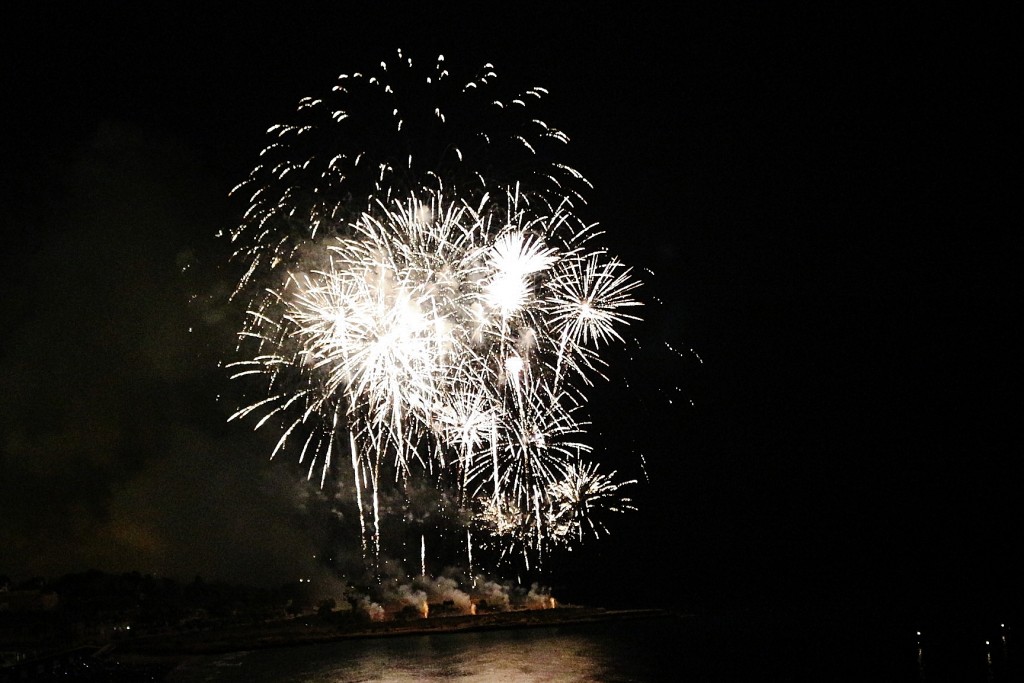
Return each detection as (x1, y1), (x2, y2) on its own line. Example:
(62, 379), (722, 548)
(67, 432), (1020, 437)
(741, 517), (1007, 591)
(164, 611), (1018, 682)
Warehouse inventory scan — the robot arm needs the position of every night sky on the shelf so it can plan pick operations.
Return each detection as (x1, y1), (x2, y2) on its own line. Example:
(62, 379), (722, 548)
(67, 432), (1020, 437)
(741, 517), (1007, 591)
(1, 5), (1016, 625)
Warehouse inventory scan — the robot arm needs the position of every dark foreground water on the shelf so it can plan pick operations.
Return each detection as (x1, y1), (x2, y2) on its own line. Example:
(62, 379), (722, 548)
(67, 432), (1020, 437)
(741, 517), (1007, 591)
(162, 611), (1019, 682)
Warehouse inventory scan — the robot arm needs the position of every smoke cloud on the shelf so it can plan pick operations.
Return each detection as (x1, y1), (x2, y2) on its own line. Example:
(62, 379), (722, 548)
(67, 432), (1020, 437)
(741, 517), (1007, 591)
(0, 121), (330, 586)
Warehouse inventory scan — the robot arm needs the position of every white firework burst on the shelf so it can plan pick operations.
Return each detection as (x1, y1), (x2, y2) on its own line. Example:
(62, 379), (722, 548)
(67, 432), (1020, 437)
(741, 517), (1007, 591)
(223, 50), (643, 572)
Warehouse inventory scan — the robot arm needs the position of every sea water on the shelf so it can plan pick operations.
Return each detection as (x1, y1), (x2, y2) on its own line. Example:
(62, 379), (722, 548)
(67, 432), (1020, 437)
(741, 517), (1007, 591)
(163, 611), (1018, 682)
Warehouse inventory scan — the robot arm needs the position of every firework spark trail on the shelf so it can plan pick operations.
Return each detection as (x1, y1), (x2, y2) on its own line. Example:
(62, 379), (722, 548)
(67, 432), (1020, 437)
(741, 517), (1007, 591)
(224, 50), (643, 573)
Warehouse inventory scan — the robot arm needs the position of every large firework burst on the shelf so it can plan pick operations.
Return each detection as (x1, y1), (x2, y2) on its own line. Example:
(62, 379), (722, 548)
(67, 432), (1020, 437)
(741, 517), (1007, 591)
(223, 51), (641, 573)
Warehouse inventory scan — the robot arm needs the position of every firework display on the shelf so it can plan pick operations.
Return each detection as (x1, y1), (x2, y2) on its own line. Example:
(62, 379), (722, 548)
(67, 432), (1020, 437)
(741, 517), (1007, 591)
(223, 51), (642, 574)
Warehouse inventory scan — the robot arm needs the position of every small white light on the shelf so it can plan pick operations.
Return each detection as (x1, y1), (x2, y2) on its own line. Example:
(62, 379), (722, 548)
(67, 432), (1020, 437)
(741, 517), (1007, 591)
(505, 355), (524, 376)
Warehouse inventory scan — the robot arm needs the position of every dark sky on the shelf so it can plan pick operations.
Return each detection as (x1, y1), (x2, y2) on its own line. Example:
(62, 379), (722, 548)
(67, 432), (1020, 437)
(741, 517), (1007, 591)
(1, 5), (1016, 622)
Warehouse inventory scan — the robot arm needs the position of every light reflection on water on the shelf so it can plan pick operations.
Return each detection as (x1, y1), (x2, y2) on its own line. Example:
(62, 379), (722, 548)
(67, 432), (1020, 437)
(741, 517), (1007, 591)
(167, 619), (679, 683)
(163, 614), (1018, 682)
(307, 632), (607, 682)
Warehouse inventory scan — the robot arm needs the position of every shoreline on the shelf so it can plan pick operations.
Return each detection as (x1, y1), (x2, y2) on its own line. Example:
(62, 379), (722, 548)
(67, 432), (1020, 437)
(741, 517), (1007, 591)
(110, 606), (682, 661)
